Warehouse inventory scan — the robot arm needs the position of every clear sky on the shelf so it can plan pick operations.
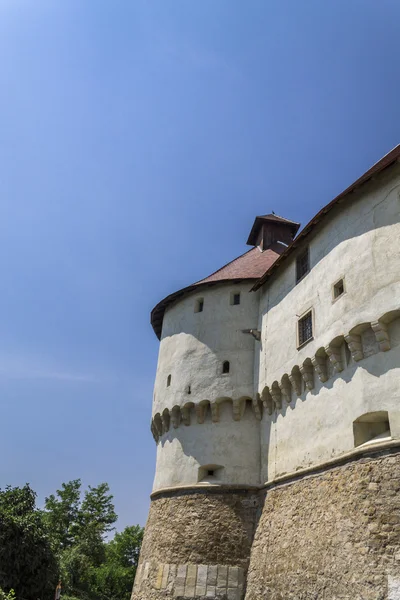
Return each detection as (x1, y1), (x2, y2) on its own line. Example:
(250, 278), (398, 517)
(0, 0), (399, 529)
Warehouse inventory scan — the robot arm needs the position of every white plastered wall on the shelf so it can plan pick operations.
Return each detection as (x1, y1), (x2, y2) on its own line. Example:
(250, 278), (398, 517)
(257, 167), (400, 482)
(153, 282), (260, 415)
(152, 282), (261, 490)
(153, 402), (261, 491)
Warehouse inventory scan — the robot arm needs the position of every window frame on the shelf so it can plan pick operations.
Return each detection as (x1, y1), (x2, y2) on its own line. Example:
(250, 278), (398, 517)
(296, 247), (310, 284)
(297, 308), (314, 349)
(332, 277), (346, 302)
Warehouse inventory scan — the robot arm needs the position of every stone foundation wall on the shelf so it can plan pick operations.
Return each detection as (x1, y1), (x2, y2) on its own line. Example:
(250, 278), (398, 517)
(132, 487), (259, 599)
(245, 448), (400, 600)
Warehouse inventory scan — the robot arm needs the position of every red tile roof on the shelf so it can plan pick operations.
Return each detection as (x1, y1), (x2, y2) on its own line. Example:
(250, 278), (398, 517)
(151, 242), (286, 338)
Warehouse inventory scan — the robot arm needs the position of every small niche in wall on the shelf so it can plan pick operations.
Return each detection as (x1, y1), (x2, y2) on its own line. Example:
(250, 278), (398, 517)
(353, 411), (391, 447)
(222, 361), (230, 374)
(198, 464), (224, 483)
(194, 298), (204, 313)
(167, 374), (171, 387)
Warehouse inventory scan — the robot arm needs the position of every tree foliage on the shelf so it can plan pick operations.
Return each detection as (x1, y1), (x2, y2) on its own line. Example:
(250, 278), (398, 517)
(0, 480), (143, 600)
(0, 484), (58, 599)
(44, 480), (142, 600)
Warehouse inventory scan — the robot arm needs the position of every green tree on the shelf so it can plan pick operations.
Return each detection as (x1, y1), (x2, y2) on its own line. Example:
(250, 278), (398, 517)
(90, 525), (144, 600)
(45, 481), (119, 600)
(44, 479), (82, 550)
(0, 484), (58, 599)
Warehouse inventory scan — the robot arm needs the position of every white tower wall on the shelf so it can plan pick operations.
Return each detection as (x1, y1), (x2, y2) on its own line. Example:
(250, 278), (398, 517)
(152, 282), (261, 491)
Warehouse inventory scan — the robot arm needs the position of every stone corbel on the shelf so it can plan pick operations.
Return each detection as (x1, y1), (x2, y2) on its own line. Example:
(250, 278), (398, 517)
(261, 387), (274, 415)
(150, 420), (159, 443)
(299, 362), (314, 391)
(171, 407), (181, 429)
(153, 414), (163, 437)
(344, 333), (364, 361)
(288, 372), (302, 396)
(252, 394), (263, 420)
(325, 343), (344, 372)
(211, 403), (220, 423)
(311, 354), (328, 382)
(270, 385), (282, 410)
(195, 404), (206, 424)
(181, 406), (191, 426)
(161, 410), (170, 433)
(371, 320), (391, 352)
(279, 377), (292, 404)
(233, 398), (245, 421)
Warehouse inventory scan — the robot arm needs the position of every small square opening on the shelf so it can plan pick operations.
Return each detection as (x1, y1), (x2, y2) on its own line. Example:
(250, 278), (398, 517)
(230, 292), (241, 306)
(333, 278), (345, 300)
(194, 298), (204, 313)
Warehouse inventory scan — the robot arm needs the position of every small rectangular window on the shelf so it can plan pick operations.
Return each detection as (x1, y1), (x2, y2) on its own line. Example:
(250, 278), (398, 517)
(230, 292), (241, 306)
(194, 298), (204, 313)
(333, 278), (345, 300)
(298, 311), (313, 347)
(296, 248), (310, 283)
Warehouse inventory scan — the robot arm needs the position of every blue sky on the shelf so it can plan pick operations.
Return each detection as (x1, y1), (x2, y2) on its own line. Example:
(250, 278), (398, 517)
(0, 0), (399, 529)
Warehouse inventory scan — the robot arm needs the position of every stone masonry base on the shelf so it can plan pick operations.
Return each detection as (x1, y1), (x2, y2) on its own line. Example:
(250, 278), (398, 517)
(131, 487), (259, 599)
(132, 448), (400, 600)
(246, 448), (400, 600)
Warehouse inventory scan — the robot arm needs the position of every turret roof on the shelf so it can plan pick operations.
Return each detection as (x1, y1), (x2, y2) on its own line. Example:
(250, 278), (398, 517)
(150, 242), (285, 339)
(246, 214), (300, 246)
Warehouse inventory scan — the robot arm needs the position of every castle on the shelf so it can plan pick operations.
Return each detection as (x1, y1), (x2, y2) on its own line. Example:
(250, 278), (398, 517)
(132, 145), (400, 600)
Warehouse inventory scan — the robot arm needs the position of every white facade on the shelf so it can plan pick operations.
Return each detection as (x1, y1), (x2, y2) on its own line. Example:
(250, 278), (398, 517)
(150, 159), (400, 493)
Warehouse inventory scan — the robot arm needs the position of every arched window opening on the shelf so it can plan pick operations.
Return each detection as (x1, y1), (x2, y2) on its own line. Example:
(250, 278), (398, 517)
(222, 361), (230, 374)
(167, 374), (171, 387)
(353, 411), (391, 447)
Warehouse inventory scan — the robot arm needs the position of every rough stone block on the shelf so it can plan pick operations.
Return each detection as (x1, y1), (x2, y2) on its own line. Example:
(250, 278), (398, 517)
(227, 589), (240, 600)
(196, 564), (208, 596)
(174, 564), (187, 597)
(217, 565), (228, 589)
(207, 565), (218, 587)
(205, 585), (216, 597)
(161, 563), (169, 589)
(155, 564), (163, 589)
(184, 564), (197, 597)
(228, 566), (240, 588)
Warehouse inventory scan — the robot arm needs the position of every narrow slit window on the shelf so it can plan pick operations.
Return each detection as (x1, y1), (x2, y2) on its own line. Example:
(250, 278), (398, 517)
(222, 361), (230, 374)
(187, 385), (191, 394)
(231, 292), (241, 306)
(333, 278), (345, 299)
(296, 247), (310, 283)
(167, 374), (171, 387)
(298, 311), (313, 347)
(194, 298), (204, 313)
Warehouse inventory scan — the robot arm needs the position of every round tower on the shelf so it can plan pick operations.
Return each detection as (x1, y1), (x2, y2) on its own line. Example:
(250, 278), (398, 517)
(132, 215), (299, 600)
